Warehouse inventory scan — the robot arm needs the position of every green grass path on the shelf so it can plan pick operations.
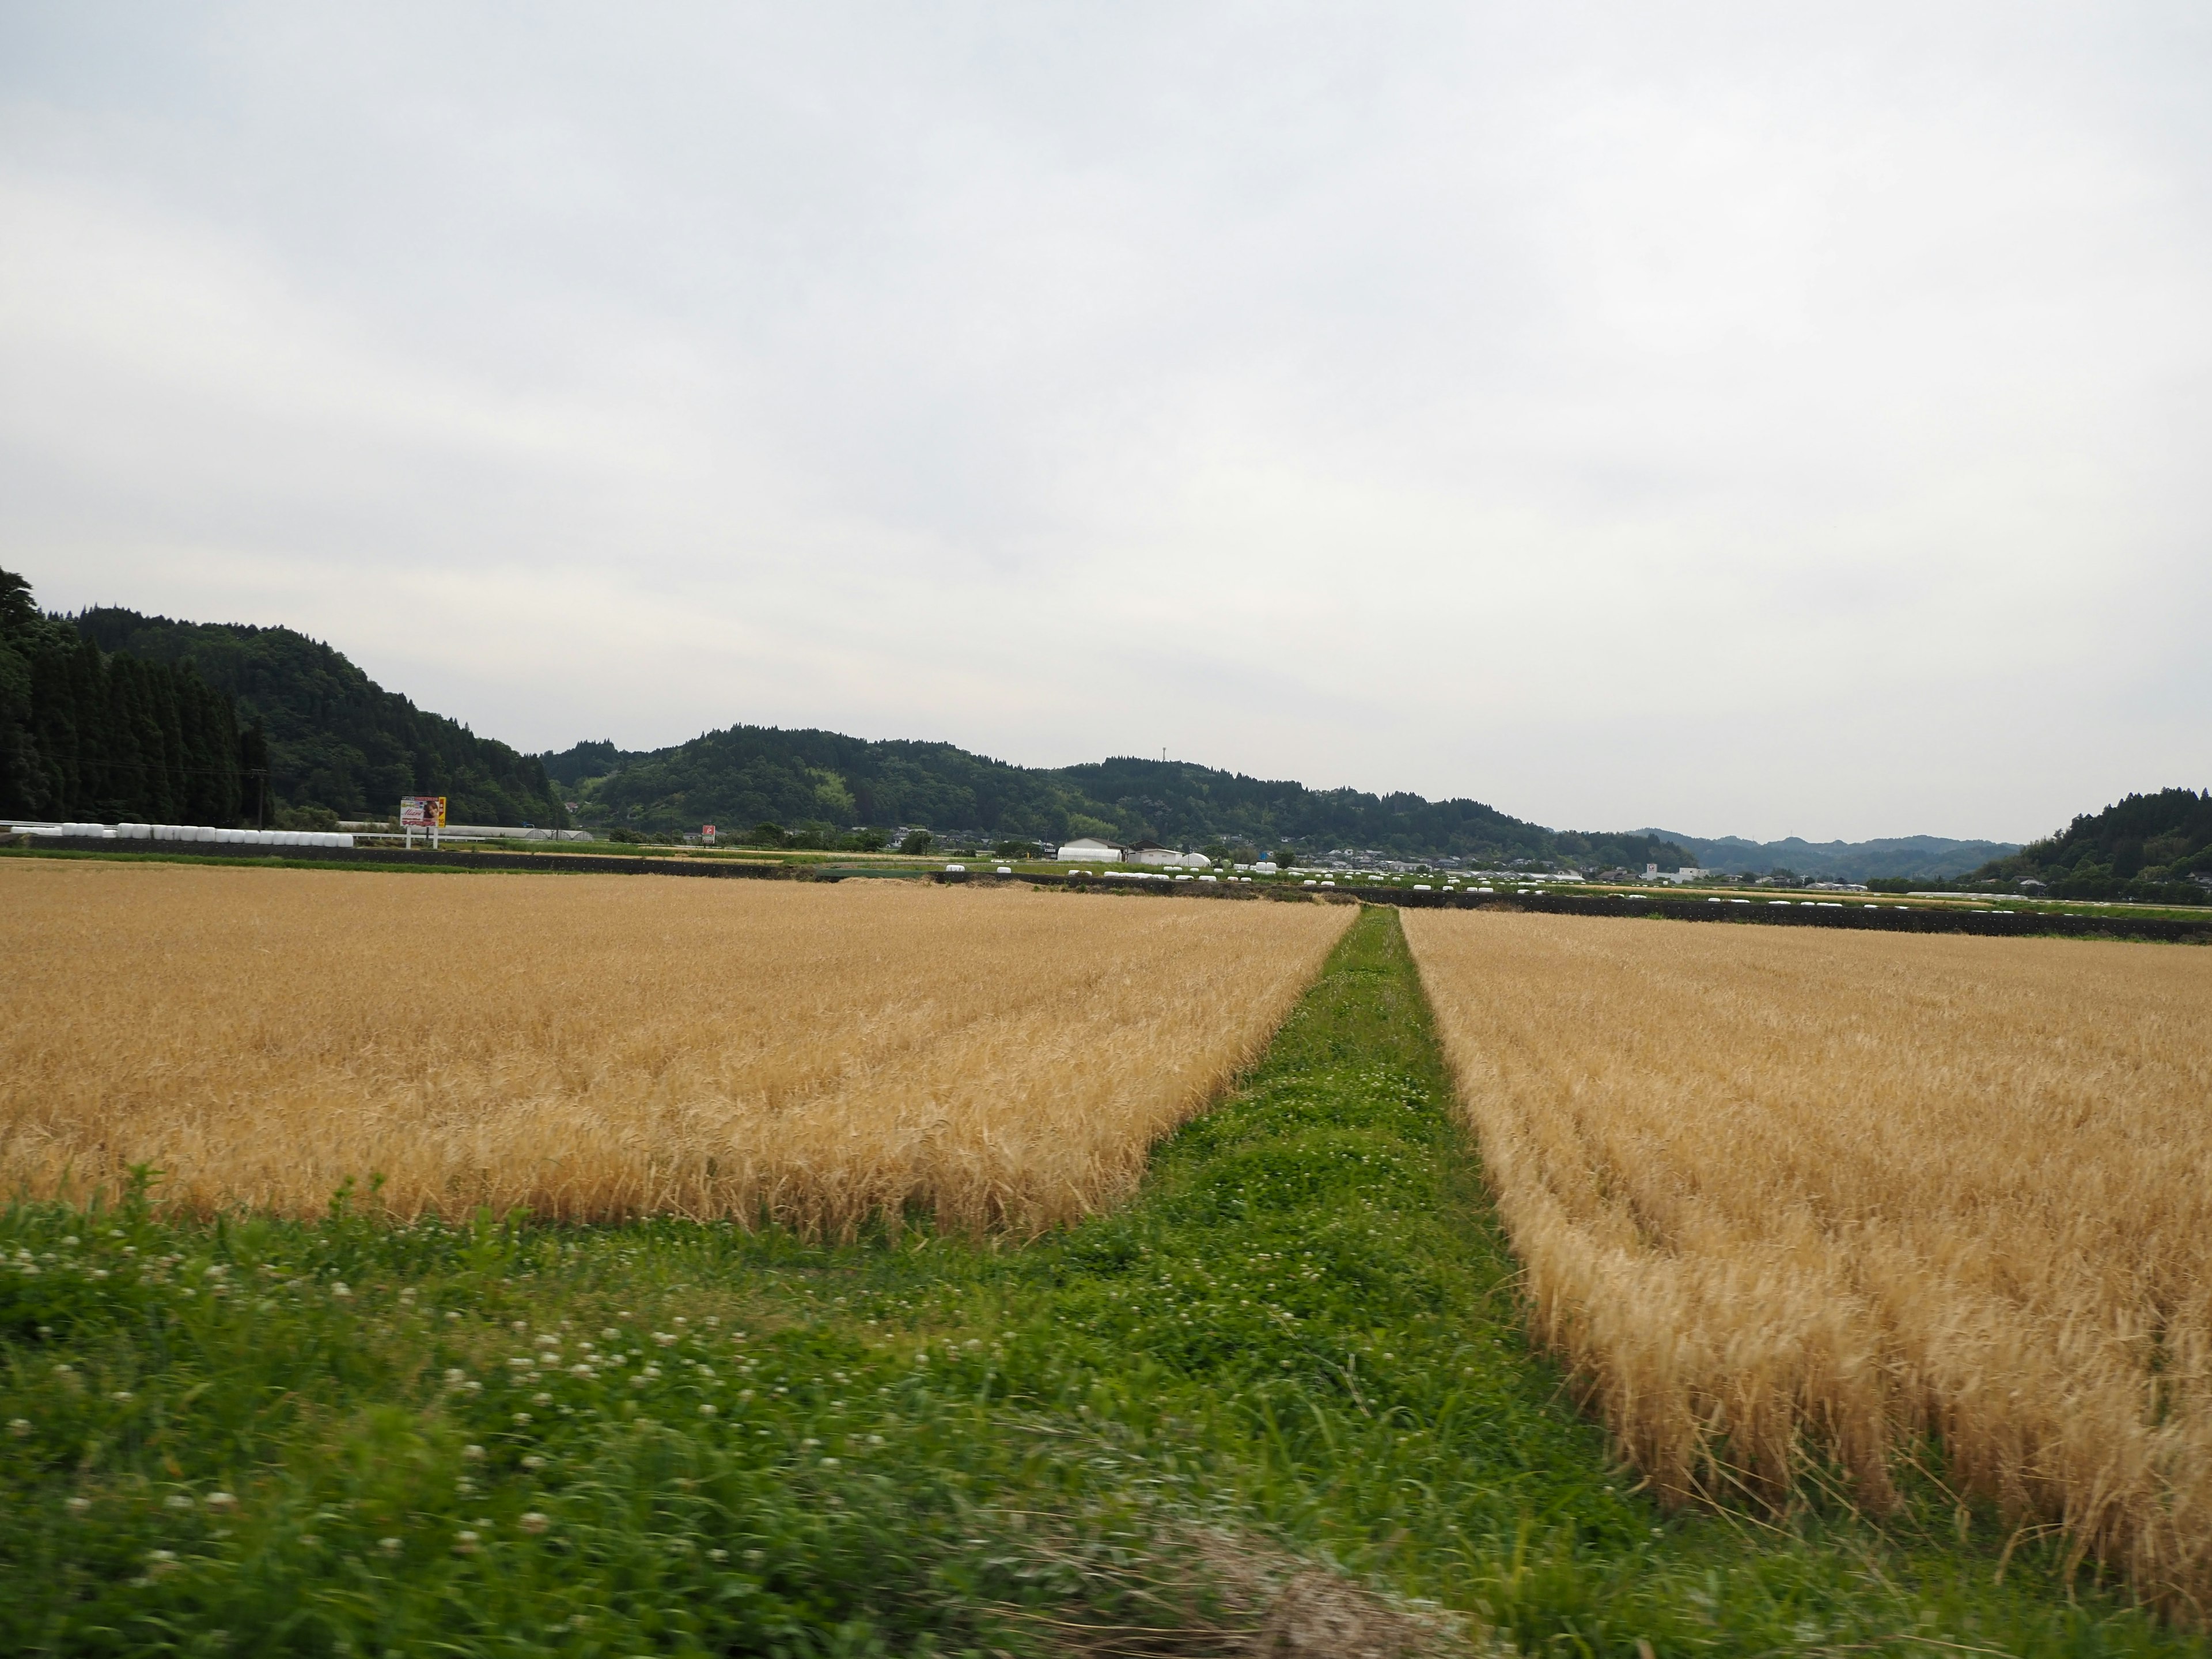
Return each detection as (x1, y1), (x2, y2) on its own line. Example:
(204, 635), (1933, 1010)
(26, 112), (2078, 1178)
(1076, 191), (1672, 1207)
(2, 906), (2200, 1655)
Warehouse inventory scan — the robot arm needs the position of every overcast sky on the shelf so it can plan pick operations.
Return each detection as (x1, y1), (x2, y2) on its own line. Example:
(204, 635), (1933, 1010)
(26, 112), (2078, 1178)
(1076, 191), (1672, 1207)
(3, 4), (2207, 843)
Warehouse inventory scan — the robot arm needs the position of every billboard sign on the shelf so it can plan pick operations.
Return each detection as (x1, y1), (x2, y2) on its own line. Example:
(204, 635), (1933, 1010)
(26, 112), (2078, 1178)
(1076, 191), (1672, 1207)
(702, 824), (716, 844)
(399, 796), (447, 828)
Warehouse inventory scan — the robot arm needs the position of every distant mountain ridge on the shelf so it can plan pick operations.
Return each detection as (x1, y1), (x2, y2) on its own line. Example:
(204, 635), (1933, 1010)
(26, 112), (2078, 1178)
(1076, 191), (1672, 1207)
(5, 565), (2064, 869)
(1648, 830), (2020, 883)
(542, 728), (1691, 868)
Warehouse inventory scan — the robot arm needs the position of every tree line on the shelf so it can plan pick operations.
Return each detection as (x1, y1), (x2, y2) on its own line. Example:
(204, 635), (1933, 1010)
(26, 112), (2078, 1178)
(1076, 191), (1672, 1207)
(71, 603), (568, 829)
(544, 726), (1691, 868)
(1, 569), (259, 825)
(1960, 787), (2212, 904)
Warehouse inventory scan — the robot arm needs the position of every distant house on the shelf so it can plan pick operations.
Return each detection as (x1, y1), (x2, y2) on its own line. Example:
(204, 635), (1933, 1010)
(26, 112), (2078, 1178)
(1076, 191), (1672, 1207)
(1056, 836), (1125, 862)
(1126, 840), (1183, 867)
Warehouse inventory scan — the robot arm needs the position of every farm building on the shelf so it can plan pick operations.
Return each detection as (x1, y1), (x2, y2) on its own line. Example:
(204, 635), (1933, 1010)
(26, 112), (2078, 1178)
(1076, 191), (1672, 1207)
(1056, 836), (1126, 862)
(1126, 840), (1184, 867)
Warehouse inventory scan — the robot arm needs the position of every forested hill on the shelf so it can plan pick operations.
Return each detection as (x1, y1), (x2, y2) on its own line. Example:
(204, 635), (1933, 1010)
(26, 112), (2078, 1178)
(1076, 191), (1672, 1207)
(73, 608), (566, 828)
(543, 726), (1688, 866)
(1, 571), (244, 824)
(1963, 788), (2212, 902)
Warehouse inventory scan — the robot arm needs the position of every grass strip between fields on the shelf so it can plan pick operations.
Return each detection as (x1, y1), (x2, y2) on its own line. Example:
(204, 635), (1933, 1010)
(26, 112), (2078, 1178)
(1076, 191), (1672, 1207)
(1, 907), (2199, 1656)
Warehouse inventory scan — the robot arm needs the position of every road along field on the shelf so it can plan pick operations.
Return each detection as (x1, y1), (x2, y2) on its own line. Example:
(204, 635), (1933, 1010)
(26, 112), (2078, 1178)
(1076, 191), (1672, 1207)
(0, 861), (1352, 1236)
(1402, 908), (2212, 1618)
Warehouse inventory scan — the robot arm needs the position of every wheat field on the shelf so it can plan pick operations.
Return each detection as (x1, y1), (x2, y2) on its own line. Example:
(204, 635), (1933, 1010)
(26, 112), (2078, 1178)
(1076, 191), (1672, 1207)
(0, 861), (1351, 1236)
(1402, 908), (2212, 1618)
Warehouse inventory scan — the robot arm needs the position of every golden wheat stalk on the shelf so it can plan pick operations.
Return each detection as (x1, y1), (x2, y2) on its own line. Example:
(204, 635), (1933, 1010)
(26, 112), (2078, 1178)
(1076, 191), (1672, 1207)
(1403, 907), (2212, 1620)
(1, 861), (1351, 1238)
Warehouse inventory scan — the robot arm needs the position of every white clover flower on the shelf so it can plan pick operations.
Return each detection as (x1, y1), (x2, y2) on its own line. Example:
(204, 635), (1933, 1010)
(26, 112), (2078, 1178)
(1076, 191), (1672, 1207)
(461, 1444), (486, 1461)
(518, 1512), (550, 1535)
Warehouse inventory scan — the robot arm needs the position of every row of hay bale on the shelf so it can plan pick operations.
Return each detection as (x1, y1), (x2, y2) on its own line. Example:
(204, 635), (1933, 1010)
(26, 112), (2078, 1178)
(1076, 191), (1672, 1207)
(10, 821), (354, 849)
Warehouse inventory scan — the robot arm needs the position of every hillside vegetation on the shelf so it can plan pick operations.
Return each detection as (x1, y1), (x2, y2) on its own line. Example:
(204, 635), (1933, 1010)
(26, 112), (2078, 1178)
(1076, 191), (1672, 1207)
(0, 573), (243, 825)
(544, 728), (1688, 866)
(1964, 787), (2212, 903)
(72, 604), (566, 828)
